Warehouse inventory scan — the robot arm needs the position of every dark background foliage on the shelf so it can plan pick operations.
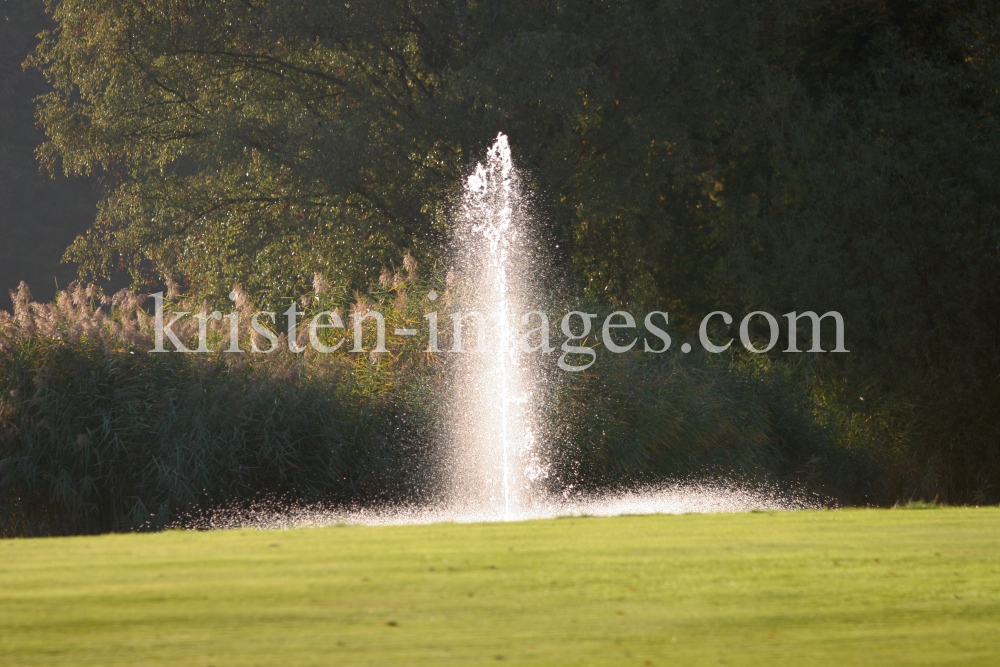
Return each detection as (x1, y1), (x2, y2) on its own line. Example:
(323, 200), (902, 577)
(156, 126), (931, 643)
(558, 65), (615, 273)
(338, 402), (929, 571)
(0, 338), (437, 536)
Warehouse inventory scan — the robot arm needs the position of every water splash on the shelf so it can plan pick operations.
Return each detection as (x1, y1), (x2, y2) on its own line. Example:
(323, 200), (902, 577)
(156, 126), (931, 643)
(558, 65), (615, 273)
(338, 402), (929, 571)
(176, 481), (826, 531)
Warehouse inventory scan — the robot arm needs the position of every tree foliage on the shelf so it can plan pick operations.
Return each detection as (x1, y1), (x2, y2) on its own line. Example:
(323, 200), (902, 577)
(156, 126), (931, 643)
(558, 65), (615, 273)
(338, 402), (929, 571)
(713, 1), (1000, 501)
(29, 0), (803, 312)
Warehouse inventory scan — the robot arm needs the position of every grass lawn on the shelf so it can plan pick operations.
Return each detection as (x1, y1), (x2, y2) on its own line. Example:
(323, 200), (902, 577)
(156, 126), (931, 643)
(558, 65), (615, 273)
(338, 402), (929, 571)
(1, 508), (998, 666)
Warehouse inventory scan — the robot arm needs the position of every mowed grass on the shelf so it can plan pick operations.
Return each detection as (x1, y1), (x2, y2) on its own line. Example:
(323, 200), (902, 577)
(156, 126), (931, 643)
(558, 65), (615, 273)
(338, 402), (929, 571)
(1, 509), (998, 666)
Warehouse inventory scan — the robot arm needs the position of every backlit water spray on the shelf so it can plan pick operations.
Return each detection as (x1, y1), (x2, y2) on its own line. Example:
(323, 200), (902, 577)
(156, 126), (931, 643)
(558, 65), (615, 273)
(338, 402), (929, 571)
(446, 132), (548, 521)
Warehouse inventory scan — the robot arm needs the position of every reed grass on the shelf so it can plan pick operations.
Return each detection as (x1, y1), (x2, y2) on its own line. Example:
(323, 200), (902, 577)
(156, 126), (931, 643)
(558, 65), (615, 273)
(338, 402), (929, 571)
(1, 270), (899, 536)
(0, 276), (441, 536)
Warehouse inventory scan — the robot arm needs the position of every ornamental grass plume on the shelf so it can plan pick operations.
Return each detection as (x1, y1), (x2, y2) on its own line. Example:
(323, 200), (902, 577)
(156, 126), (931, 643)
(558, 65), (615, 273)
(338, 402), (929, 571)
(0, 281), (156, 349)
(110, 288), (153, 348)
(231, 283), (252, 312)
(0, 313), (13, 353)
(312, 273), (329, 296)
(0, 280), (250, 355)
(11, 281), (34, 335)
(350, 294), (371, 318)
(403, 252), (418, 276)
(219, 284), (254, 352)
(163, 275), (181, 299)
(393, 290), (408, 312)
(295, 315), (311, 350)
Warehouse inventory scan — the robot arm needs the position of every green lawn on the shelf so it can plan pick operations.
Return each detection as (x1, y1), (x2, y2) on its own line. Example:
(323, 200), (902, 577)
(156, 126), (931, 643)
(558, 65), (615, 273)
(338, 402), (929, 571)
(1, 508), (998, 666)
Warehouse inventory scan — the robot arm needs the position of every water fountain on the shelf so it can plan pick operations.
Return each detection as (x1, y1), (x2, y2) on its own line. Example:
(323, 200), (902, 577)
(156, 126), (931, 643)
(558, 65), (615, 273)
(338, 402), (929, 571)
(179, 133), (820, 531)
(446, 133), (549, 521)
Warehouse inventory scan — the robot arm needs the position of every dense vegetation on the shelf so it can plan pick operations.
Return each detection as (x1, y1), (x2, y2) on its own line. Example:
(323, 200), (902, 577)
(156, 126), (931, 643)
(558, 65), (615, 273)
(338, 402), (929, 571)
(1, 276), (893, 535)
(0, 277), (439, 535)
(1, 0), (998, 532)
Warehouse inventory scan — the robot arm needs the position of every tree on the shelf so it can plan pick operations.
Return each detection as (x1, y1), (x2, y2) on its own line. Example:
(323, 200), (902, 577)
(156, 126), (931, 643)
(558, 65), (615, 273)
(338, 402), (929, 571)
(29, 0), (802, 314)
(713, 1), (1000, 501)
(31, 0), (470, 304)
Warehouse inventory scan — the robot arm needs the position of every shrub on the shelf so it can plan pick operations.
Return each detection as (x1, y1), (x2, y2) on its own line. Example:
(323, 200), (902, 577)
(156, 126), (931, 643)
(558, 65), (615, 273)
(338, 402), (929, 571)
(0, 278), (439, 536)
(556, 350), (898, 506)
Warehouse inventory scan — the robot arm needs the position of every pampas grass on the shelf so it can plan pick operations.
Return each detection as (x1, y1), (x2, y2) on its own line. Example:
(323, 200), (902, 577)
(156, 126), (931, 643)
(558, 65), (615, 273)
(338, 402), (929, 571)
(0, 270), (442, 536)
(1, 267), (898, 536)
